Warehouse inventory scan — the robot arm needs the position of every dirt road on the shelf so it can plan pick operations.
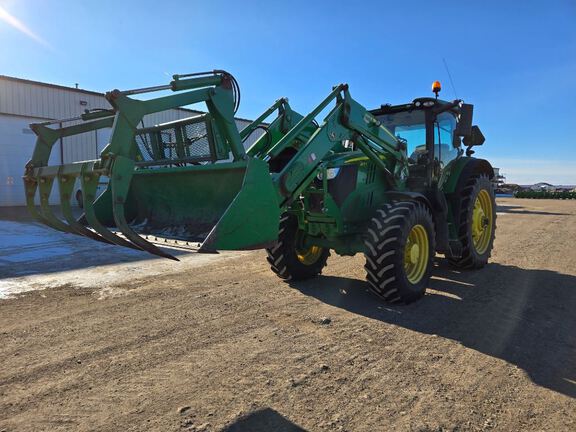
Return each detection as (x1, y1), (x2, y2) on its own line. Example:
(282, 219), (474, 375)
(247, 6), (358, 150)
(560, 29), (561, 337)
(1, 198), (575, 431)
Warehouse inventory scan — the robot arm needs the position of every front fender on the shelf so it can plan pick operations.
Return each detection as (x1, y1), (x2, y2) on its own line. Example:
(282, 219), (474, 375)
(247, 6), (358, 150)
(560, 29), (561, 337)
(440, 157), (494, 196)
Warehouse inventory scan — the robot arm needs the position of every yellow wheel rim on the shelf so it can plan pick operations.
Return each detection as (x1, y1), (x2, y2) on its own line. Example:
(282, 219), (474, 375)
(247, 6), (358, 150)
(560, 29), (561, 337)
(472, 189), (493, 254)
(403, 224), (429, 284)
(296, 245), (323, 265)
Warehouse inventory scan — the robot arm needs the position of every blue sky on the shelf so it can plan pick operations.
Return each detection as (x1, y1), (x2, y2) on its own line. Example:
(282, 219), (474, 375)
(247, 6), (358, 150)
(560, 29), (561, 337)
(1, 0), (575, 184)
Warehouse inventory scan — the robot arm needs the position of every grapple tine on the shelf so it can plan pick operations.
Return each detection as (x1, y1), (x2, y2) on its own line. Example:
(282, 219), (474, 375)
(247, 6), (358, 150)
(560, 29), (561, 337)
(113, 210), (179, 260)
(110, 156), (179, 261)
(24, 176), (59, 229)
(57, 167), (113, 245)
(80, 162), (143, 251)
(36, 169), (76, 234)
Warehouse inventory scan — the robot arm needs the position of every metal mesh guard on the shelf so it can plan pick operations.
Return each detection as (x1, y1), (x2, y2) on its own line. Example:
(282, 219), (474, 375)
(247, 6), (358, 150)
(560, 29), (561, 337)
(183, 122), (211, 158)
(135, 116), (213, 164)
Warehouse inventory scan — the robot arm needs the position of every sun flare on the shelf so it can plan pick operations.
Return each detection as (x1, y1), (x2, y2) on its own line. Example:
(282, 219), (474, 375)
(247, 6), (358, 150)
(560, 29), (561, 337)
(0, 4), (50, 48)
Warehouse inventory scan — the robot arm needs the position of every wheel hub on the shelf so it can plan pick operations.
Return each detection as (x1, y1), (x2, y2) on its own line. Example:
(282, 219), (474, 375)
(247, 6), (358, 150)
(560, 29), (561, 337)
(471, 190), (493, 254)
(409, 243), (420, 264)
(473, 206), (486, 235)
(403, 224), (429, 284)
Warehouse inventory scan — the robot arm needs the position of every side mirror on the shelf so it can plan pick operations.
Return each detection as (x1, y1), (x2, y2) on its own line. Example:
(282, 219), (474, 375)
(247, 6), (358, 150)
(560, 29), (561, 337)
(454, 103), (473, 137)
(463, 125), (485, 147)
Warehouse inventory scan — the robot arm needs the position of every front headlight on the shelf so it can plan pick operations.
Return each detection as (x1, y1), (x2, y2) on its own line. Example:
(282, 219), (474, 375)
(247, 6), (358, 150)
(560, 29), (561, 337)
(317, 167), (341, 181)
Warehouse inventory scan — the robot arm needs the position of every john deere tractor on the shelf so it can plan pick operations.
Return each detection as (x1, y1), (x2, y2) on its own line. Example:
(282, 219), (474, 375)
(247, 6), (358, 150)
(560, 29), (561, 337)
(24, 72), (496, 303)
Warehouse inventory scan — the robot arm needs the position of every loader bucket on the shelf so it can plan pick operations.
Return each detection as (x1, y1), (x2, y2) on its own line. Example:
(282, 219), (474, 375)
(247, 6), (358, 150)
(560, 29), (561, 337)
(91, 157), (281, 255)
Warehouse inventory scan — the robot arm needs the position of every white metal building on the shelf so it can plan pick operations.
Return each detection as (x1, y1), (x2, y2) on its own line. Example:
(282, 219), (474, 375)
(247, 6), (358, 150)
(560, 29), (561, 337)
(0, 75), (259, 207)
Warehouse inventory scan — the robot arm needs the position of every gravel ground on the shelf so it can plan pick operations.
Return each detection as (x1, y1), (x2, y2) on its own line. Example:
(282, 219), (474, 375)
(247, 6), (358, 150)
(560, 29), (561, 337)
(0, 198), (575, 431)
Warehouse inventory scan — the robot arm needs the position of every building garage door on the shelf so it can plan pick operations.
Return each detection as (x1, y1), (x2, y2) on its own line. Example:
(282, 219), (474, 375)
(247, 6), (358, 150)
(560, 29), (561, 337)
(0, 115), (57, 206)
(0, 115), (112, 207)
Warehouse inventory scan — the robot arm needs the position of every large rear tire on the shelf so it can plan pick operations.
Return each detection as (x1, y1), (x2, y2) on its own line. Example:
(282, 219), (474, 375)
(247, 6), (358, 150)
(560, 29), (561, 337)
(266, 214), (330, 281)
(364, 201), (435, 304)
(448, 174), (496, 269)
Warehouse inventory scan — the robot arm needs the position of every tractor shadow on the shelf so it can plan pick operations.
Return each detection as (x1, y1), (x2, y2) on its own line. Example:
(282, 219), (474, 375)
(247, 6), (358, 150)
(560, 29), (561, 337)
(290, 261), (576, 399)
(222, 407), (307, 432)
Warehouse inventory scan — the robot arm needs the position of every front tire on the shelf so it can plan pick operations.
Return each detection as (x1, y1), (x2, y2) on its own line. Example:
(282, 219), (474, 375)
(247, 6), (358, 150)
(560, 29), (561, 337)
(364, 201), (435, 304)
(266, 214), (330, 281)
(448, 174), (496, 269)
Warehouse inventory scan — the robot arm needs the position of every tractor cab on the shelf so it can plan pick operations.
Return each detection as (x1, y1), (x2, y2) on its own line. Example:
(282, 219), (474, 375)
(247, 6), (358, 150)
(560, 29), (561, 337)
(373, 100), (459, 164)
(370, 82), (484, 186)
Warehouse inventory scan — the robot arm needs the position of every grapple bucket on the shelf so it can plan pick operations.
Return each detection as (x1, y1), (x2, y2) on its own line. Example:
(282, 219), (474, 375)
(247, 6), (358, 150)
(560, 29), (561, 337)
(24, 71), (288, 259)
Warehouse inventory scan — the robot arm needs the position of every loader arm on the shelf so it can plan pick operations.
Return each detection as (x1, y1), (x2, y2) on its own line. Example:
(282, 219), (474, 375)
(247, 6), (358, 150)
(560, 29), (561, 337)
(269, 85), (408, 208)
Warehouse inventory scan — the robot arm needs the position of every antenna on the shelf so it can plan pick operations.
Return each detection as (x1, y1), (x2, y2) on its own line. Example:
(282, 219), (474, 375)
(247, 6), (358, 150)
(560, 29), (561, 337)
(442, 58), (458, 99)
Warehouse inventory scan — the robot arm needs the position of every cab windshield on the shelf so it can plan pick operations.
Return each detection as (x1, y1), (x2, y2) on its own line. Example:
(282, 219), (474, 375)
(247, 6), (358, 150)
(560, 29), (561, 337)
(376, 110), (426, 157)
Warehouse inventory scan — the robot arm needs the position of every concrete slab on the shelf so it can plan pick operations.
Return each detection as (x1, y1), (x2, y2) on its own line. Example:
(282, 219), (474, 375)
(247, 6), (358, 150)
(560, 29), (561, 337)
(0, 211), (246, 299)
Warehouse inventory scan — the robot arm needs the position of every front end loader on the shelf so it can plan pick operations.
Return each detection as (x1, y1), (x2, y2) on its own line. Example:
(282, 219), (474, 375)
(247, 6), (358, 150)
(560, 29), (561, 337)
(24, 71), (496, 303)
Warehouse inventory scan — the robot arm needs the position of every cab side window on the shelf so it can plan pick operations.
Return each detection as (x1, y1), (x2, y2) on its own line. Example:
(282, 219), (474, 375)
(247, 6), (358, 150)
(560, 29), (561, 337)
(434, 113), (458, 166)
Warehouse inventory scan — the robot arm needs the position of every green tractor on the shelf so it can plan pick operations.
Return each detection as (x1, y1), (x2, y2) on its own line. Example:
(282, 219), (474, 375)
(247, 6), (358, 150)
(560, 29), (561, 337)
(24, 72), (496, 303)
